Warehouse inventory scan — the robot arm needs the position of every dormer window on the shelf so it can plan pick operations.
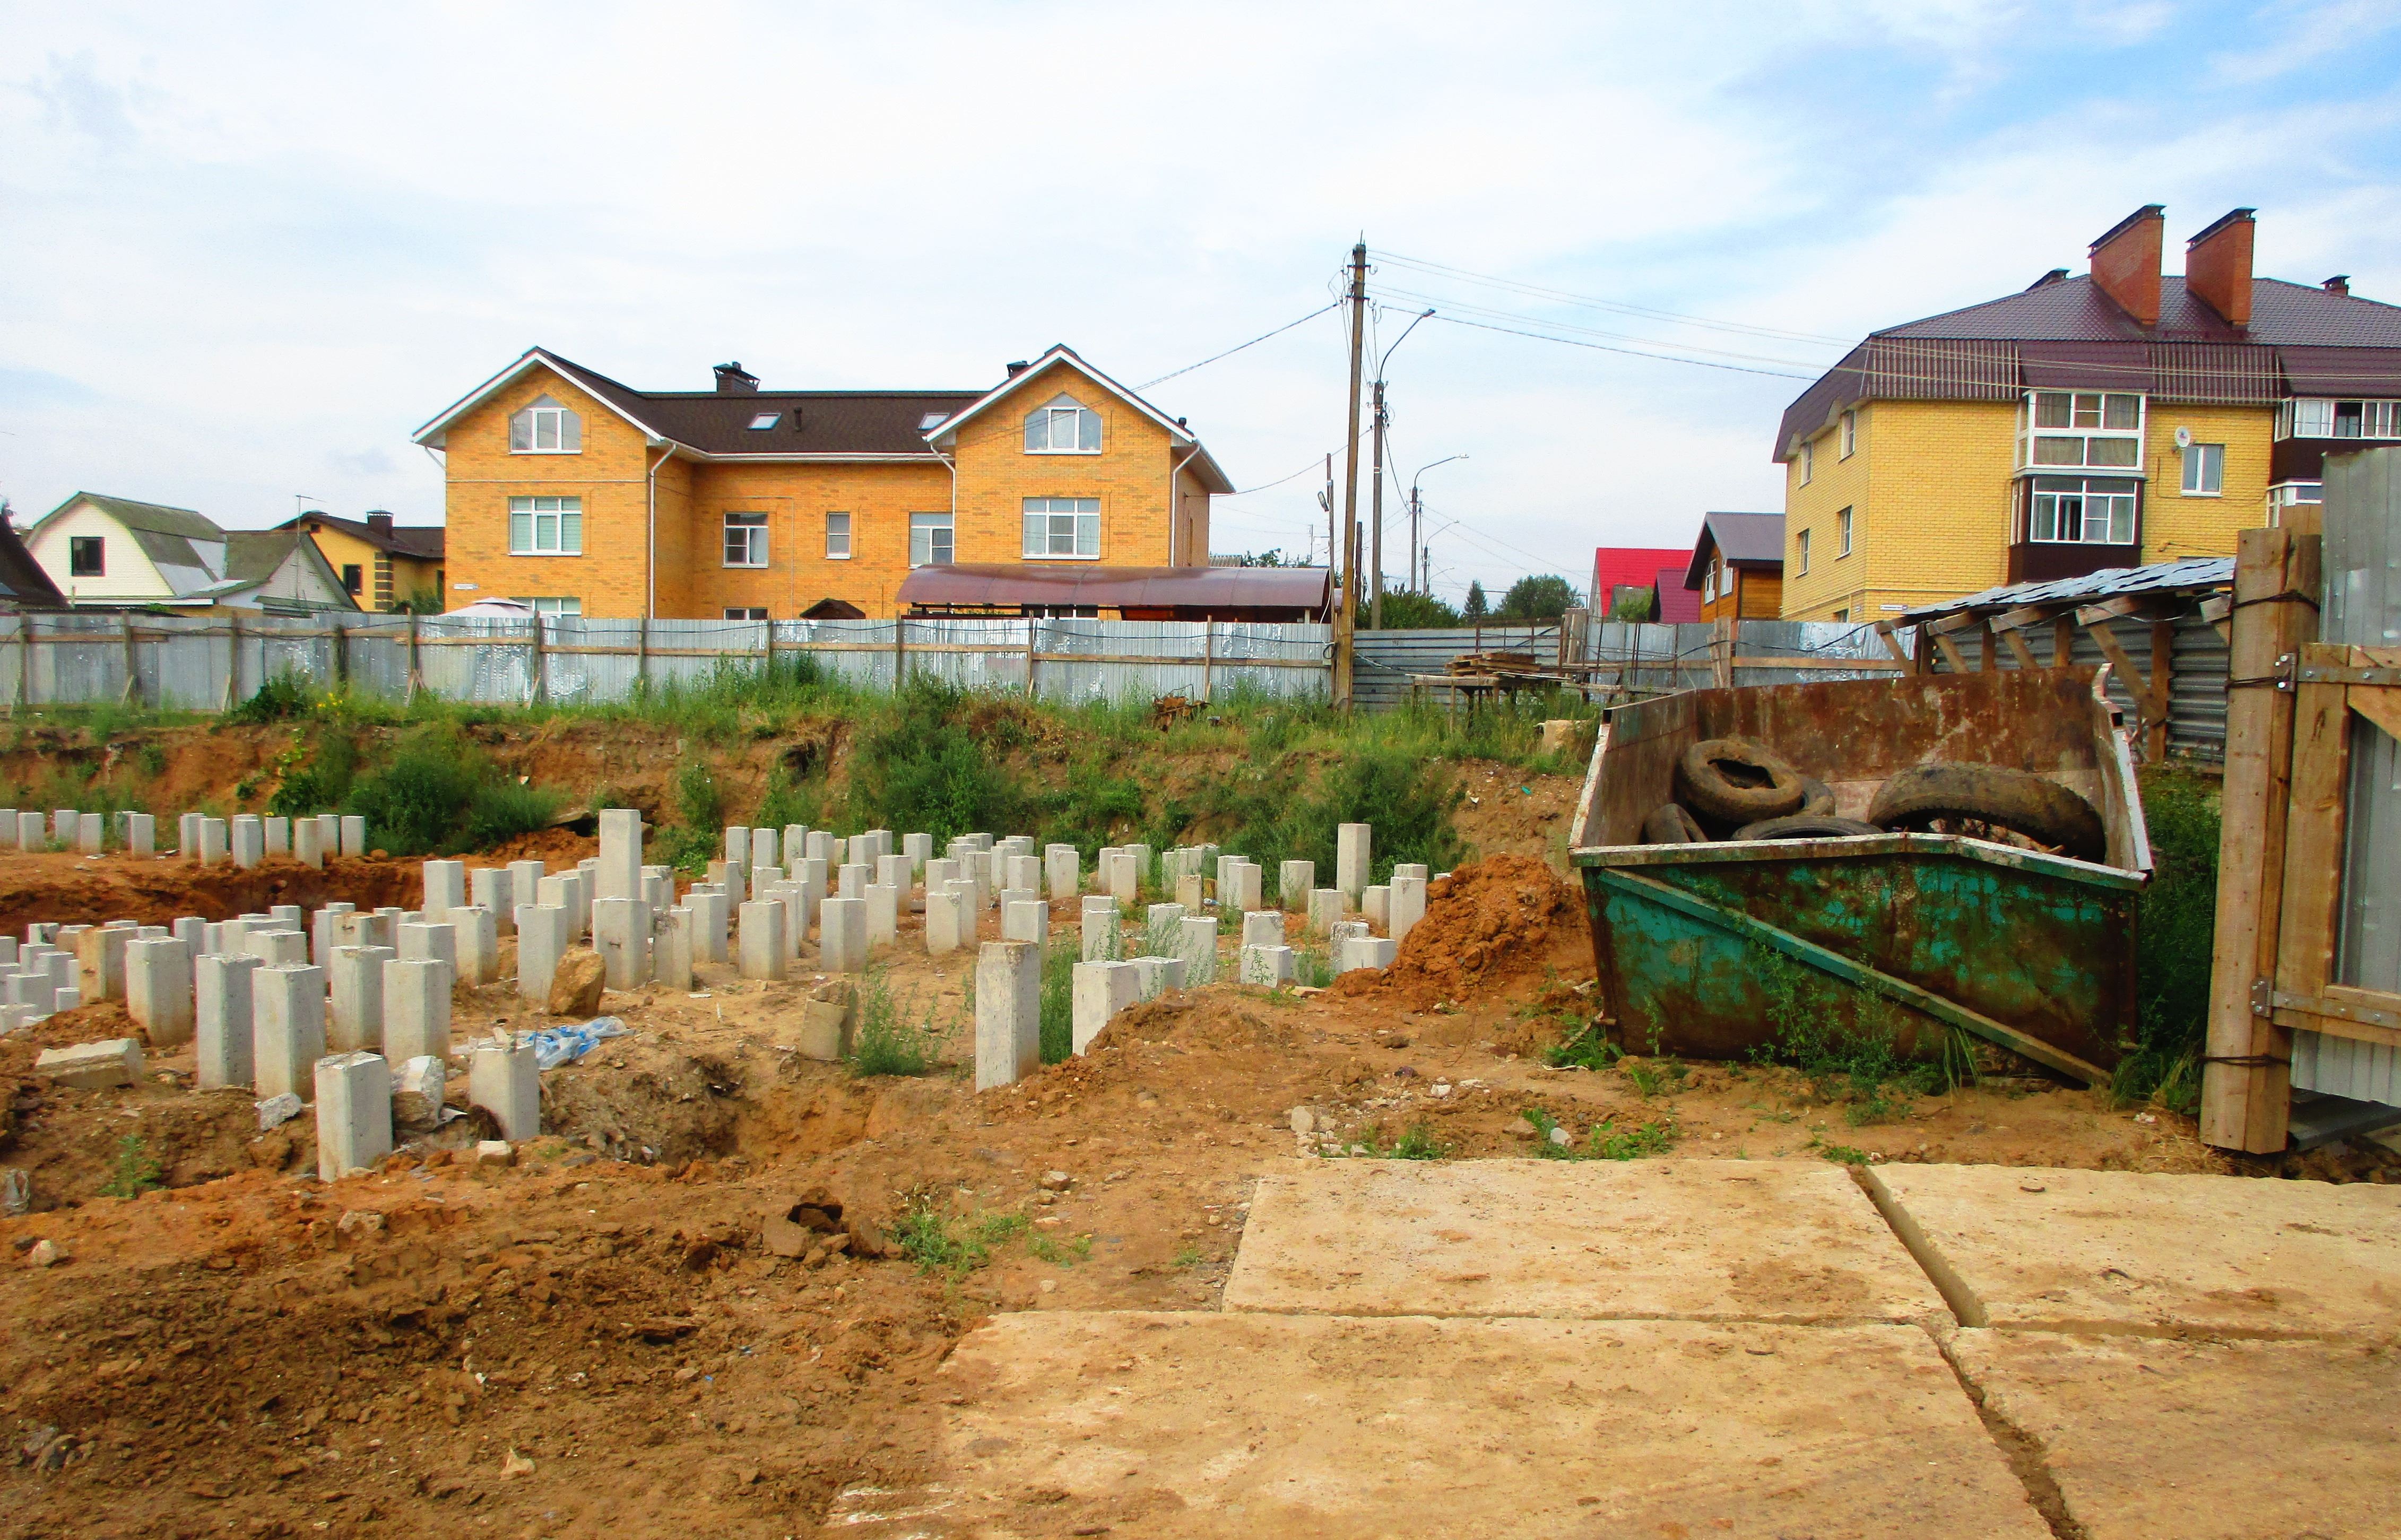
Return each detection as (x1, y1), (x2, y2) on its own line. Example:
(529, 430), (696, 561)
(918, 411), (950, 431)
(747, 411), (782, 430)
(509, 395), (583, 453)
(1024, 395), (1101, 454)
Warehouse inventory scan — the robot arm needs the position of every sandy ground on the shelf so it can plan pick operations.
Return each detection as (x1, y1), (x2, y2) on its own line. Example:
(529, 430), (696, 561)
(0, 846), (2392, 1537)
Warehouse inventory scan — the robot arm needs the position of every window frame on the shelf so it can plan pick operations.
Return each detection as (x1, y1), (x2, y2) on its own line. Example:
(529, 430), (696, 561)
(2016, 391), (2145, 473)
(340, 563), (363, 596)
(1021, 497), (1102, 560)
(1022, 395), (1103, 455)
(509, 595), (583, 617)
(724, 606), (769, 621)
(746, 411), (781, 431)
(1798, 440), (1813, 486)
(1795, 529), (1810, 576)
(1839, 411), (1856, 459)
(2180, 442), (2225, 497)
(508, 396), (584, 455)
(1837, 506), (1854, 558)
(824, 511), (852, 561)
(908, 511), (955, 568)
(2022, 476), (2139, 546)
(722, 510), (769, 569)
(67, 536), (105, 578)
(507, 495), (584, 556)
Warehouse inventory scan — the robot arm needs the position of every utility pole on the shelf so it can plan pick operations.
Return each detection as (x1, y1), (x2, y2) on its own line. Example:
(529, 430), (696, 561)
(1421, 545), (1431, 593)
(1409, 485), (1420, 593)
(1369, 379), (1388, 629)
(1318, 454), (1333, 586)
(1336, 241), (1367, 707)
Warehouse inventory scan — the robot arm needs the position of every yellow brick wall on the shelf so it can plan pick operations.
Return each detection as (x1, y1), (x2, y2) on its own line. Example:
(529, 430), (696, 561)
(2143, 403), (2274, 561)
(1780, 406), (1876, 620)
(440, 366), (656, 615)
(951, 360), (1183, 567)
(681, 460), (952, 618)
(301, 524), (443, 611)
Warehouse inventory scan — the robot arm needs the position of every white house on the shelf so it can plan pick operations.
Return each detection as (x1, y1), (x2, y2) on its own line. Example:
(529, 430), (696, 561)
(23, 493), (357, 612)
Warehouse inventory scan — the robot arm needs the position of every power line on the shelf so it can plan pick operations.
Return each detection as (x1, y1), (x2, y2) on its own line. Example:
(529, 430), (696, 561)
(1372, 282), (1833, 369)
(1416, 311), (1821, 380)
(1136, 301), (1342, 390)
(1374, 248), (1856, 346)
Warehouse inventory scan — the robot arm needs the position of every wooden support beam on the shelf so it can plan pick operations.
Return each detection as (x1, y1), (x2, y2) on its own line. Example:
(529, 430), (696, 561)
(2052, 614), (2076, 667)
(2200, 525), (2319, 1154)
(1872, 620), (1911, 665)
(2147, 620), (2175, 760)
(1978, 624), (1997, 673)
(2084, 622), (2154, 718)
(1928, 611), (1987, 636)
(1992, 603), (2068, 633)
(2198, 592), (2233, 643)
(2000, 628), (2039, 671)
(1931, 629), (1969, 674)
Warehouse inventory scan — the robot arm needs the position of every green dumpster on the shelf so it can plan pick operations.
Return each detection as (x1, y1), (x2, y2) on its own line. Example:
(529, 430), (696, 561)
(1568, 667), (2151, 1084)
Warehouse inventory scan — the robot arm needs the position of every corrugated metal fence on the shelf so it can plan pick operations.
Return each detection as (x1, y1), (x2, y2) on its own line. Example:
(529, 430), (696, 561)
(0, 612), (1333, 711)
(1918, 613), (2229, 761)
(1354, 620), (1906, 712)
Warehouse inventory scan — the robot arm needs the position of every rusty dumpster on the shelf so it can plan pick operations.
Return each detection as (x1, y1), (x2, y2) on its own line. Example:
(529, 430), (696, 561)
(1566, 667), (2151, 1084)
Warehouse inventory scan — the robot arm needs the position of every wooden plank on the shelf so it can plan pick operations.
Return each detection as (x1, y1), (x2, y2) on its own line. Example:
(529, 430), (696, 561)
(2147, 620), (2175, 761)
(2084, 622), (2154, 719)
(1978, 625), (1997, 673)
(2200, 525), (2318, 1154)
(1999, 628), (2039, 671)
(1873, 621), (1911, 665)
(2350, 685), (2401, 746)
(2052, 614), (2075, 667)
(2274, 667), (2354, 1037)
(1992, 603), (2067, 633)
(2198, 593), (2233, 643)
(1928, 611), (1986, 636)
(2073, 594), (2154, 626)
(1932, 631), (1969, 674)
(2271, 983), (2401, 1049)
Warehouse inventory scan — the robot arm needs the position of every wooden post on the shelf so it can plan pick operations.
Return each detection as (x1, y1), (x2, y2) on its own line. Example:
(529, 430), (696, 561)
(1202, 619), (1215, 703)
(404, 611), (422, 704)
(332, 616), (349, 689)
(1912, 623), (1934, 675)
(1978, 623), (1997, 672)
(11, 614), (25, 714)
(1024, 615), (1038, 698)
(893, 613), (906, 689)
(2199, 521), (2320, 1153)
(1711, 615), (1735, 689)
(120, 613), (138, 706)
(223, 613), (241, 711)
(2052, 614), (2076, 667)
(527, 614), (545, 707)
(2147, 620), (2175, 761)
(762, 616), (774, 679)
(637, 614), (650, 693)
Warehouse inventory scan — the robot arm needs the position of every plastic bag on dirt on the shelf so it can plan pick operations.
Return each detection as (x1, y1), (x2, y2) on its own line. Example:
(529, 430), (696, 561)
(525, 1016), (629, 1072)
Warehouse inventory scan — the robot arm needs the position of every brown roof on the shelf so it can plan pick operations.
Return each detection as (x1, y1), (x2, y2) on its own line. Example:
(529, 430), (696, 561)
(897, 563), (1330, 613)
(1776, 274), (2401, 459)
(532, 351), (981, 458)
(0, 520), (65, 610)
(1682, 512), (1784, 588)
(279, 511), (446, 560)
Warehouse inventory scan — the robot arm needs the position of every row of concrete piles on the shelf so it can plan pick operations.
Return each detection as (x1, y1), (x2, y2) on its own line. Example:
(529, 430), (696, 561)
(0, 805), (374, 867)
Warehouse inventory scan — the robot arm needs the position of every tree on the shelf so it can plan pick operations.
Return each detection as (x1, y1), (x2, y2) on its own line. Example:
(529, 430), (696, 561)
(1461, 580), (1488, 621)
(1224, 549), (1293, 568)
(1496, 574), (1577, 623)
(1356, 589), (1460, 629)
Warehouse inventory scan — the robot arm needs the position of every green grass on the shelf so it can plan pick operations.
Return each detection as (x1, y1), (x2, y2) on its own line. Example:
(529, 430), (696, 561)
(1038, 937), (1075, 1064)
(1811, 1138), (1873, 1166)
(2116, 767), (2219, 1113)
(1748, 944), (1961, 1115)
(1520, 1106), (1678, 1161)
(1028, 1232), (1093, 1267)
(891, 1203), (1029, 1276)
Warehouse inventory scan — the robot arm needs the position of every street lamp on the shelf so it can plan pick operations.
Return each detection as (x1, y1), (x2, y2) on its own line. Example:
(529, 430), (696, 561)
(1369, 308), (1434, 629)
(1408, 455), (1466, 594)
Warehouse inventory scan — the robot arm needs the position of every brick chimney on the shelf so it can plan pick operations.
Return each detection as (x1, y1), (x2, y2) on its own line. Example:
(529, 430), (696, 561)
(2324, 275), (2351, 297)
(2089, 204), (2165, 326)
(2185, 207), (2256, 328)
(366, 510), (395, 538)
(713, 361), (759, 394)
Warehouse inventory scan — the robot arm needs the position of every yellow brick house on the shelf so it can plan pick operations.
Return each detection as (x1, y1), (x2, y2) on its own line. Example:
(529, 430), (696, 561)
(410, 345), (1250, 621)
(1773, 204), (2401, 620)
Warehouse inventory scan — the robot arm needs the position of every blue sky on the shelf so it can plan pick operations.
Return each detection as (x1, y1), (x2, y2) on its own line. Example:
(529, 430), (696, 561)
(3, 0), (2397, 605)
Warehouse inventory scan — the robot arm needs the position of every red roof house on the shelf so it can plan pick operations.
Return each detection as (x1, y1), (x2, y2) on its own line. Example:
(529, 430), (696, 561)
(1591, 546), (1694, 620)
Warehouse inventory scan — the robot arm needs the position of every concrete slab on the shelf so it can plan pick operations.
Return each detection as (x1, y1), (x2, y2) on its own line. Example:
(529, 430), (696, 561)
(1225, 1158), (1948, 1325)
(1951, 1328), (2401, 1540)
(1865, 1163), (2401, 1337)
(889, 1311), (2048, 1540)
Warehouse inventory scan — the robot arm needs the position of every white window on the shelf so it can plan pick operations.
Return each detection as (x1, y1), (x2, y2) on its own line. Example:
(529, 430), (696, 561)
(725, 606), (768, 621)
(825, 511), (852, 560)
(1022, 497), (1100, 558)
(724, 511), (768, 567)
(507, 495), (582, 555)
(508, 395), (583, 454)
(2181, 442), (2225, 496)
(909, 512), (954, 567)
(1837, 507), (1854, 557)
(1024, 394), (1101, 454)
(2279, 398), (2401, 440)
(2017, 391), (2144, 471)
(2266, 481), (2324, 525)
(1798, 440), (1813, 486)
(747, 411), (781, 430)
(917, 411), (950, 431)
(510, 596), (582, 616)
(1839, 411), (1857, 459)
(1795, 529), (1811, 575)
(2024, 476), (2137, 545)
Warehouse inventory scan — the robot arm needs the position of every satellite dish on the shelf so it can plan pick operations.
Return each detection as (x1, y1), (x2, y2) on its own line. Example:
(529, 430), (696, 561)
(2174, 426), (2193, 449)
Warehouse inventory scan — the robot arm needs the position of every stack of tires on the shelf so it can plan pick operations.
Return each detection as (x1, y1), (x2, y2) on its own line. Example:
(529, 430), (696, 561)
(1644, 738), (2105, 863)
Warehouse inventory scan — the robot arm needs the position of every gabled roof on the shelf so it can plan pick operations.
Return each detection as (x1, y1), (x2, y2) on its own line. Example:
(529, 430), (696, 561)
(1883, 274), (2401, 347)
(924, 344), (1236, 493)
(1683, 512), (1784, 588)
(1652, 567), (1701, 623)
(412, 346), (982, 460)
(1592, 546), (1693, 599)
(280, 511), (446, 561)
(27, 492), (223, 544)
(222, 530), (362, 610)
(0, 521), (65, 610)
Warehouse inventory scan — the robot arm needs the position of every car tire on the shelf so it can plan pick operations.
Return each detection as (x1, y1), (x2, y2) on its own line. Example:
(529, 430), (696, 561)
(1673, 737), (1806, 824)
(1866, 763), (2108, 863)
(1642, 803), (1708, 845)
(1730, 814), (1883, 842)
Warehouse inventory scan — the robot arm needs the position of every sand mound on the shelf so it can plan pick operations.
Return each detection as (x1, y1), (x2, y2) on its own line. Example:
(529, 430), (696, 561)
(1340, 854), (1588, 1010)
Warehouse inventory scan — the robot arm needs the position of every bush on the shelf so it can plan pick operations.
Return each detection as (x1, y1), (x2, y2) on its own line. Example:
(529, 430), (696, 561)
(342, 726), (555, 856)
(225, 673), (316, 726)
(464, 779), (560, 850)
(843, 679), (1024, 843)
(2117, 768), (2221, 1112)
(850, 970), (936, 1078)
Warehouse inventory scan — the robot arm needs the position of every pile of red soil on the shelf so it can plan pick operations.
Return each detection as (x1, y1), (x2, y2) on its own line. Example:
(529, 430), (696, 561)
(478, 826), (599, 867)
(0, 852), (424, 936)
(1339, 854), (1590, 1011)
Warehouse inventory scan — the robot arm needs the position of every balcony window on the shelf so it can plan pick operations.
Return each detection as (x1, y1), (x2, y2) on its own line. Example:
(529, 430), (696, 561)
(2018, 391), (2143, 471)
(909, 512), (954, 567)
(2281, 398), (2400, 440)
(508, 395), (583, 454)
(508, 496), (582, 555)
(2024, 476), (2137, 545)
(1022, 497), (1100, 558)
(1798, 440), (1813, 486)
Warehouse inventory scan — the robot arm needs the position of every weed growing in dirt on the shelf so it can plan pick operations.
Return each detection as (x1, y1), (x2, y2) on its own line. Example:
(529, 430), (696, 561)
(649, 757), (726, 874)
(1172, 1243), (1205, 1269)
(850, 969), (937, 1078)
(224, 674), (318, 726)
(2117, 767), (2219, 1113)
(1620, 1057), (1688, 1098)
(1750, 945), (1954, 1115)
(341, 726), (559, 856)
(1544, 1020), (1620, 1071)
(1389, 1123), (1449, 1160)
(1289, 938), (1336, 989)
(100, 1135), (163, 1198)
(843, 679), (1026, 845)
(1811, 1138), (1872, 1166)
(1028, 1233), (1093, 1267)
(1037, 939), (1074, 1064)
(1521, 1106), (1678, 1160)
(892, 1202), (1028, 1276)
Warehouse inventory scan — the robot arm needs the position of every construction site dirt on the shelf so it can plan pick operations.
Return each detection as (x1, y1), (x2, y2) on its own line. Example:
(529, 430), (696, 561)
(0, 836), (2392, 1539)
